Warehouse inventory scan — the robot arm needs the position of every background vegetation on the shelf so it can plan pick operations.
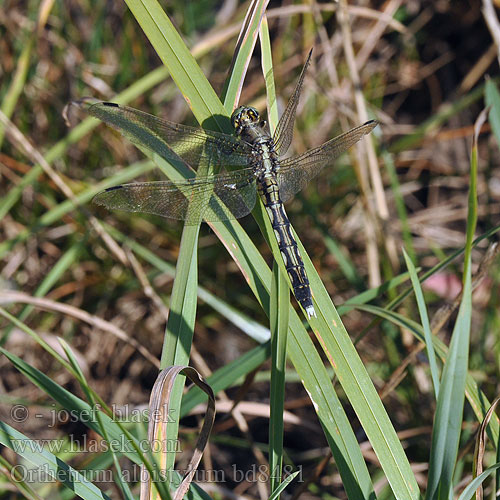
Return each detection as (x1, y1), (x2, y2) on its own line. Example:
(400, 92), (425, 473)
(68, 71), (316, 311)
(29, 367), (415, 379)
(0, 0), (499, 499)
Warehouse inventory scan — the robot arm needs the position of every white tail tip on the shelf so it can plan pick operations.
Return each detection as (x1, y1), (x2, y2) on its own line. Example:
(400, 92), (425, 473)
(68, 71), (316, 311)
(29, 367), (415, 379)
(306, 305), (316, 318)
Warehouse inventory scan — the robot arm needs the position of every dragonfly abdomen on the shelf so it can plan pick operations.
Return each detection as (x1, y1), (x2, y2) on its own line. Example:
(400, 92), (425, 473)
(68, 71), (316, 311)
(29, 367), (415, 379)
(257, 177), (316, 318)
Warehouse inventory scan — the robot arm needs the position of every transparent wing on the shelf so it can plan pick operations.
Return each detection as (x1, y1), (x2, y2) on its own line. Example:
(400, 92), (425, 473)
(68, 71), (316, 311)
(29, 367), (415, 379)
(272, 49), (312, 157)
(93, 168), (257, 225)
(84, 101), (255, 170)
(277, 120), (378, 202)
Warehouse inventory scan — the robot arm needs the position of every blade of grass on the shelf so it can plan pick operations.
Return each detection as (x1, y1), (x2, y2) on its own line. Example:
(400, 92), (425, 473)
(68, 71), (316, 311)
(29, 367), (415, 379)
(0, 241), (84, 344)
(269, 258), (289, 494)
(384, 151), (415, 262)
(402, 248), (440, 398)
(260, 22), (289, 495)
(58, 339), (138, 500)
(425, 107), (483, 500)
(352, 303), (499, 447)
(252, 200), (419, 499)
(485, 79), (500, 148)
(209, 217), (378, 500)
(0, 37), (34, 149)
(221, 0), (270, 110)
(124, 0), (228, 129)
(0, 64), (168, 224)
(0, 421), (112, 500)
(160, 225), (199, 474)
(456, 463), (500, 500)
(268, 471), (301, 500)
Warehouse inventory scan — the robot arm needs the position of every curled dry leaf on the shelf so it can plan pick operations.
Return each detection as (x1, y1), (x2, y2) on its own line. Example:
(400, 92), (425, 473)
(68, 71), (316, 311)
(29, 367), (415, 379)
(473, 395), (500, 500)
(140, 366), (215, 500)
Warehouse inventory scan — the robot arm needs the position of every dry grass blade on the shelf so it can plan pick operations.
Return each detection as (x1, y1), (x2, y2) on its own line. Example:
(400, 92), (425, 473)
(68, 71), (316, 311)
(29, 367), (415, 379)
(473, 396), (500, 500)
(140, 366), (215, 500)
(482, 0), (500, 66)
(0, 108), (127, 265)
(0, 290), (160, 368)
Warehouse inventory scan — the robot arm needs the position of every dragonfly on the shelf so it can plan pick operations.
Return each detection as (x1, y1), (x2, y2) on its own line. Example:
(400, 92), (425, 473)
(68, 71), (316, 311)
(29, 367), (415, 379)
(83, 51), (377, 318)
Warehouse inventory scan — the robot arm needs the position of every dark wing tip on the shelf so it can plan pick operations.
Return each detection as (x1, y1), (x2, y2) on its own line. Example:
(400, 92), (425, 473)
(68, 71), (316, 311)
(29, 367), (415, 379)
(93, 185), (123, 206)
(364, 119), (379, 130)
(104, 185), (124, 192)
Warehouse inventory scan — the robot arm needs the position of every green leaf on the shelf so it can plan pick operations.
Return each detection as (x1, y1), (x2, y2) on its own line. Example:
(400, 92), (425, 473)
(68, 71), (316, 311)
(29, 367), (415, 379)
(124, 0), (228, 129)
(222, 0), (270, 110)
(0, 421), (112, 500)
(1, 348), (141, 463)
(425, 107), (481, 500)
(485, 79), (500, 149)
(402, 249), (440, 397)
(425, 268), (471, 500)
(455, 463), (500, 500)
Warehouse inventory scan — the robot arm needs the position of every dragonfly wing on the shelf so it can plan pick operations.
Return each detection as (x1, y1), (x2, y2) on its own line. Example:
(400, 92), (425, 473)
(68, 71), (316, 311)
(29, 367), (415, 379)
(277, 120), (378, 202)
(272, 50), (312, 157)
(84, 101), (255, 170)
(93, 169), (257, 225)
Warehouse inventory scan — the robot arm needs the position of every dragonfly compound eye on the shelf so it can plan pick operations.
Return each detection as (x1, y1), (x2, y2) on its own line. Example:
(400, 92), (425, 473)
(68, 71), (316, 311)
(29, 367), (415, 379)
(231, 106), (246, 129)
(231, 106), (261, 130)
(246, 107), (260, 122)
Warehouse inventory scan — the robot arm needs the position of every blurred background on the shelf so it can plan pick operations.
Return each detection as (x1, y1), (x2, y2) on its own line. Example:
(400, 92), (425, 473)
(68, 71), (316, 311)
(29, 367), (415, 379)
(1, 0), (499, 498)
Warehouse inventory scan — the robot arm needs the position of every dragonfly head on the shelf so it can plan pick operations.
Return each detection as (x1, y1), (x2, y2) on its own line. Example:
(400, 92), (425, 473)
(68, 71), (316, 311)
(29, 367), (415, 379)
(231, 106), (261, 134)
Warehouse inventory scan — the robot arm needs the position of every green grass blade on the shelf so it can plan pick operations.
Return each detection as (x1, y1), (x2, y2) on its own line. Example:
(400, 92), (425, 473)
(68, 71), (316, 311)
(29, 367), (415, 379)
(0, 421), (112, 500)
(485, 79), (500, 148)
(250, 200), (418, 498)
(0, 348), (141, 463)
(384, 151), (415, 262)
(402, 248), (440, 398)
(455, 463), (500, 500)
(260, 22), (289, 494)
(269, 263), (289, 493)
(209, 217), (377, 500)
(351, 303), (498, 446)
(287, 328), (378, 500)
(222, 0), (270, 110)
(425, 107), (482, 500)
(0, 37), (34, 149)
(0, 65), (168, 223)
(124, 0), (228, 129)
(58, 339), (139, 500)
(160, 225), (200, 475)
(425, 269), (471, 500)
(268, 471), (301, 500)
(161, 226), (199, 370)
